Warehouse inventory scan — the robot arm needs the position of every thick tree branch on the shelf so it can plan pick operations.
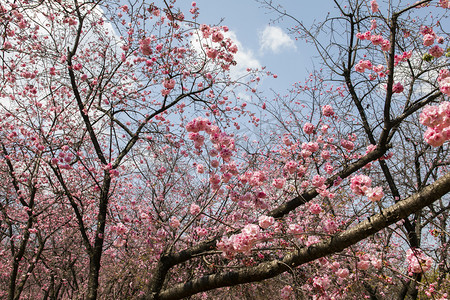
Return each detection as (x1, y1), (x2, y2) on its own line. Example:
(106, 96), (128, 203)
(157, 171), (450, 300)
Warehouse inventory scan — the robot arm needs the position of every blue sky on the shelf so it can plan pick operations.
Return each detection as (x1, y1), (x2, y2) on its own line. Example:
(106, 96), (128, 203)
(185, 0), (329, 94)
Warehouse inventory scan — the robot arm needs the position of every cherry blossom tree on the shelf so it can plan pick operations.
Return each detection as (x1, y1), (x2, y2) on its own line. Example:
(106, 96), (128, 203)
(1, 0), (450, 300)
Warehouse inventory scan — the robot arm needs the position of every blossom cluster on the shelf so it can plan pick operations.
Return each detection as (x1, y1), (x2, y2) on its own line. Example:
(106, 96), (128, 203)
(350, 174), (384, 201)
(186, 117), (235, 161)
(199, 24), (238, 70)
(217, 224), (261, 257)
(420, 25), (445, 59)
(356, 30), (390, 51)
(406, 248), (432, 275)
(420, 100), (450, 147)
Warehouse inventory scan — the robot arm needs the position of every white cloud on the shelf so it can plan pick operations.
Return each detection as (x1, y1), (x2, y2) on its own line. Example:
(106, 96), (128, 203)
(259, 26), (296, 53)
(225, 31), (261, 78)
(189, 29), (261, 79)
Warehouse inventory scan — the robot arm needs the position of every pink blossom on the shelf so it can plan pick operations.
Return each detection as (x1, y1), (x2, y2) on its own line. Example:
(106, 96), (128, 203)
(429, 45), (444, 58)
(312, 275), (330, 290)
(258, 215), (274, 229)
(196, 164), (205, 173)
(358, 259), (371, 270)
(206, 48), (218, 59)
(365, 186), (384, 201)
(280, 285), (293, 299)
(424, 127), (446, 147)
(370, 19), (377, 30)
(372, 258), (382, 269)
(423, 34), (435, 46)
(321, 150), (331, 160)
(420, 105), (443, 127)
(373, 64), (385, 74)
(170, 217), (181, 228)
(324, 219), (338, 233)
(229, 44), (238, 53)
(282, 134), (293, 146)
(242, 224), (260, 238)
(341, 139), (354, 151)
(196, 227), (208, 237)
(115, 223), (128, 235)
(370, 35), (383, 45)
(219, 148), (232, 161)
(190, 203), (201, 215)
(438, 69), (450, 82)
(309, 203), (322, 214)
(302, 142), (319, 152)
(272, 177), (286, 189)
(288, 224), (303, 234)
(392, 82), (404, 93)
(211, 30), (224, 43)
(303, 122), (315, 134)
(366, 144), (377, 154)
(322, 104), (335, 117)
(209, 173), (221, 185)
(406, 248), (432, 274)
(380, 39), (390, 51)
(139, 37), (152, 55)
(284, 160), (298, 174)
(200, 24), (211, 37)
(355, 59), (373, 72)
(440, 77), (450, 96)
(312, 175), (326, 188)
(211, 159), (219, 168)
(370, 0), (379, 12)
(350, 174), (372, 195)
(306, 236), (320, 246)
(163, 78), (176, 90)
(336, 268), (349, 278)
(440, 0), (449, 8)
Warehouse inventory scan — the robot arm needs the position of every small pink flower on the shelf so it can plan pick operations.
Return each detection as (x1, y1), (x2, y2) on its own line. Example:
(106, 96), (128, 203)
(170, 217), (180, 228)
(272, 178), (286, 189)
(406, 248), (432, 274)
(392, 82), (404, 93)
(440, 77), (450, 96)
(280, 285), (293, 299)
(424, 127), (446, 147)
(284, 160), (298, 174)
(370, 35), (383, 46)
(211, 159), (219, 168)
(365, 186), (384, 201)
(420, 105), (443, 127)
(310, 203), (322, 214)
(163, 78), (176, 90)
(196, 164), (205, 173)
(312, 175), (326, 188)
(350, 174), (372, 195)
(358, 260), (371, 270)
(429, 45), (444, 58)
(370, 0), (379, 12)
(380, 39), (390, 51)
(190, 203), (201, 215)
(288, 224), (303, 234)
(211, 30), (224, 43)
(322, 104), (335, 117)
(206, 48), (218, 59)
(258, 215), (274, 229)
(423, 34), (435, 46)
(336, 268), (349, 278)
(303, 122), (315, 135)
